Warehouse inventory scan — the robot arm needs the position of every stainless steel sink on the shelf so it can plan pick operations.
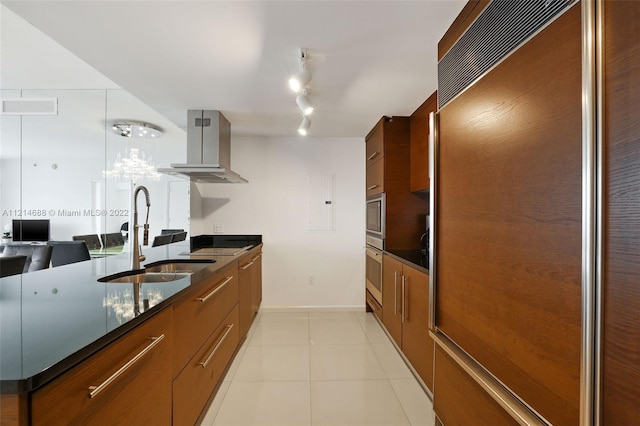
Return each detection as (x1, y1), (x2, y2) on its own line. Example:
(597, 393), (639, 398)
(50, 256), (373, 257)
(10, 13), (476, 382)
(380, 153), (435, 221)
(145, 261), (213, 275)
(99, 271), (192, 284)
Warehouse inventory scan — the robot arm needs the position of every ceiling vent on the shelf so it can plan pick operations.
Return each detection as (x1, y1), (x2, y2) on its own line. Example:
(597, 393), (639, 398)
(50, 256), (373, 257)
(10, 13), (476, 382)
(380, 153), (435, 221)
(1, 98), (58, 115)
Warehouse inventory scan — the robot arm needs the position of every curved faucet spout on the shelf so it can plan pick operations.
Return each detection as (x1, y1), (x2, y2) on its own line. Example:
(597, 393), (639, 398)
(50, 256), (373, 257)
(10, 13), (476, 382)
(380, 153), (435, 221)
(132, 185), (151, 270)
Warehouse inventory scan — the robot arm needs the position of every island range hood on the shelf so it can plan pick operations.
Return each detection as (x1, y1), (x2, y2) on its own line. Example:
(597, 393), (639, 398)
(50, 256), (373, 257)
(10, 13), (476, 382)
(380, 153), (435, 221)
(158, 110), (248, 183)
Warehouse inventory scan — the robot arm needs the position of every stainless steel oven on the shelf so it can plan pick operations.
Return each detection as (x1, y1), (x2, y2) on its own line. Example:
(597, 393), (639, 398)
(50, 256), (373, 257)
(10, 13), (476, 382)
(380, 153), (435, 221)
(365, 246), (383, 304)
(366, 193), (385, 250)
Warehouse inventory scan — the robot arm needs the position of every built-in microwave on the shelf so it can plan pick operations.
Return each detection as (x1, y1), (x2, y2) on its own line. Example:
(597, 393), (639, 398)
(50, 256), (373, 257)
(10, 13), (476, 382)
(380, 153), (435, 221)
(366, 193), (385, 250)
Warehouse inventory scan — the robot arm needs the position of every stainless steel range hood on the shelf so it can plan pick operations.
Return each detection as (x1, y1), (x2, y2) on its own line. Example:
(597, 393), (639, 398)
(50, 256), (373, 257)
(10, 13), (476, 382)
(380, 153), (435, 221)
(158, 110), (248, 183)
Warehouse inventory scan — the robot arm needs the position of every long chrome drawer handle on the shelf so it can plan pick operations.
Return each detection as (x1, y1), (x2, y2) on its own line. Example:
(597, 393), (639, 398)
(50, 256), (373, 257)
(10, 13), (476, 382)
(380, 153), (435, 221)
(197, 276), (234, 303)
(367, 151), (379, 160)
(88, 334), (165, 399)
(240, 261), (255, 271)
(198, 324), (234, 368)
(251, 254), (262, 262)
(367, 184), (378, 190)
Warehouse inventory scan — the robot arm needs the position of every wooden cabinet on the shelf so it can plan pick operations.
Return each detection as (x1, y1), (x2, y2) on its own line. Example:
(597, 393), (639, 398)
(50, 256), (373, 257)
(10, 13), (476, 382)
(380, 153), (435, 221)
(172, 261), (239, 378)
(433, 345), (518, 426)
(238, 245), (262, 338)
(409, 91), (437, 192)
(602, 1), (640, 422)
(382, 254), (434, 391)
(365, 116), (429, 250)
(31, 307), (173, 425)
(365, 290), (383, 322)
(435, 3), (581, 425)
(173, 306), (240, 425)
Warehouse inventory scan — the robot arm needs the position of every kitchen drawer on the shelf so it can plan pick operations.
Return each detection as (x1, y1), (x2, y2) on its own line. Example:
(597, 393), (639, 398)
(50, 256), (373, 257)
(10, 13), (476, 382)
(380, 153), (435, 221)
(32, 307), (173, 425)
(366, 121), (384, 169)
(366, 159), (384, 196)
(173, 305), (240, 425)
(173, 262), (239, 377)
(366, 290), (383, 322)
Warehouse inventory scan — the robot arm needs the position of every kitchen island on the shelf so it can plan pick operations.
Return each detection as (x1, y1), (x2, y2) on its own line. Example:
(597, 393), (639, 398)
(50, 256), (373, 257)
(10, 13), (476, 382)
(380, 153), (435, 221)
(0, 235), (262, 425)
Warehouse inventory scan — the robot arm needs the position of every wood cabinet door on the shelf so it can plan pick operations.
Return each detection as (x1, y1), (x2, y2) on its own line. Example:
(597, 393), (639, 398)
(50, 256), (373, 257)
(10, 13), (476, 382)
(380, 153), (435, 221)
(173, 306), (239, 425)
(250, 251), (263, 315)
(32, 308), (173, 425)
(366, 159), (384, 197)
(173, 262), (239, 377)
(410, 91), (437, 192)
(382, 255), (403, 346)
(436, 5), (582, 424)
(238, 256), (254, 338)
(365, 120), (384, 169)
(401, 264), (434, 391)
(434, 345), (519, 426)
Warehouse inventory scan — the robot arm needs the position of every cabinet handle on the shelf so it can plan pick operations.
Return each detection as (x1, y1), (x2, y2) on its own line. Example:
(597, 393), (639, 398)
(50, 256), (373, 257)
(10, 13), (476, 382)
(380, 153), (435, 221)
(198, 324), (234, 368)
(88, 334), (165, 399)
(367, 184), (378, 191)
(197, 276), (234, 302)
(251, 254), (262, 262)
(401, 275), (406, 323)
(394, 271), (398, 315)
(240, 260), (255, 271)
(367, 151), (379, 161)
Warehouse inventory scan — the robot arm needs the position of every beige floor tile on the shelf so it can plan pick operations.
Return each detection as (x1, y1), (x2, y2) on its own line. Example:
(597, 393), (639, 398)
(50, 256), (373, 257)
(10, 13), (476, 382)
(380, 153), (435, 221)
(390, 379), (435, 426)
(233, 345), (310, 381)
(359, 317), (391, 344)
(370, 343), (414, 379)
(200, 381), (231, 425)
(248, 319), (310, 346)
(310, 344), (386, 380)
(213, 381), (311, 425)
(223, 342), (248, 382)
(311, 380), (410, 426)
(310, 320), (368, 345)
(259, 311), (310, 321)
(309, 311), (359, 322)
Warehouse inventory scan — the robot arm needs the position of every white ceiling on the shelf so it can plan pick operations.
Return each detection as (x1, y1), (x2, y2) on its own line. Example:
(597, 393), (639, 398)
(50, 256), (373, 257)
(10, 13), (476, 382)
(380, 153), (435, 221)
(1, 1), (465, 138)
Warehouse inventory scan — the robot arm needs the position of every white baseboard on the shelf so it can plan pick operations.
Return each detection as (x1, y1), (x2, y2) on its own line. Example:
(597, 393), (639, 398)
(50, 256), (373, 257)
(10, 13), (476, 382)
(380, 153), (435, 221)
(259, 305), (366, 313)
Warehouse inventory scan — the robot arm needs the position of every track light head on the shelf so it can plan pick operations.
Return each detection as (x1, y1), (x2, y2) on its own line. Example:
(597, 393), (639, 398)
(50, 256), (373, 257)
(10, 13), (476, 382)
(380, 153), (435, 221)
(298, 116), (311, 136)
(296, 93), (314, 115)
(289, 69), (311, 93)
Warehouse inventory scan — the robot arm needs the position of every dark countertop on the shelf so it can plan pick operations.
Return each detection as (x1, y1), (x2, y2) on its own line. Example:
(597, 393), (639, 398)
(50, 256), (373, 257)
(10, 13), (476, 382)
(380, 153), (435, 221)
(384, 249), (430, 275)
(0, 235), (261, 393)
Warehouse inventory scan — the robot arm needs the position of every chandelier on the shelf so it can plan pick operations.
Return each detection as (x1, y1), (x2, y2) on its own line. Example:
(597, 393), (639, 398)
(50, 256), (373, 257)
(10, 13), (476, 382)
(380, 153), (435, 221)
(103, 121), (163, 181)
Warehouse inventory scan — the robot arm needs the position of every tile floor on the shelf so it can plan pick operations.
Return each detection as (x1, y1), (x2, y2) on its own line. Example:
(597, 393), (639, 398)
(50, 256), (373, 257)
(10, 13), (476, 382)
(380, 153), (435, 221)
(200, 310), (435, 426)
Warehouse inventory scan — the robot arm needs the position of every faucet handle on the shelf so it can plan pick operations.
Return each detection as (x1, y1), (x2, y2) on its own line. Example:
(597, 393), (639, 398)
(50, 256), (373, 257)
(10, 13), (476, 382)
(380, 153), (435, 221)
(143, 224), (149, 245)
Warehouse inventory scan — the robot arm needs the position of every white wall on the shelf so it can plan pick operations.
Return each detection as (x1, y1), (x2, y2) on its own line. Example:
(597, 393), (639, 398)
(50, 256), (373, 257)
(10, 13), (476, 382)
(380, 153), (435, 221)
(193, 136), (366, 308)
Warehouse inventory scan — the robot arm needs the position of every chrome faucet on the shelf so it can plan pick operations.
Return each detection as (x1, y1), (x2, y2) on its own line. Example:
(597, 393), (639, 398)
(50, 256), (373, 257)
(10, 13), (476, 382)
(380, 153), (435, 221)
(132, 185), (151, 270)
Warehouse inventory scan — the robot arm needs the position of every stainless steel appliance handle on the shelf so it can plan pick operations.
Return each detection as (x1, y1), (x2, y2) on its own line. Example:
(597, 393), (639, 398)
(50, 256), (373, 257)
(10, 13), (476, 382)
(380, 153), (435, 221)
(197, 276), (233, 302)
(401, 275), (406, 323)
(198, 324), (234, 368)
(367, 151), (379, 161)
(88, 334), (165, 398)
(394, 271), (398, 314)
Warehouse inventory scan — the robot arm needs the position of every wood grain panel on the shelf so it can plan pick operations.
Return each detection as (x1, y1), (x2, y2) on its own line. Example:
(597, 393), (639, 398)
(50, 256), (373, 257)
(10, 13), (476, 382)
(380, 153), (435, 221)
(366, 159), (384, 197)
(366, 119), (385, 168)
(0, 394), (27, 426)
(436, 5), (581, 425)
(438, 0), (490, 60)
(410, 91), (438, 192)
(382, 254), (403, 347)
(366, 290), (383, 322)
(173, 262), (238, 377)
(31, 308), (172, 425)
(402, 264), (434, 391)
(433, 345), (519, 426)
(603, 1), (640, 423)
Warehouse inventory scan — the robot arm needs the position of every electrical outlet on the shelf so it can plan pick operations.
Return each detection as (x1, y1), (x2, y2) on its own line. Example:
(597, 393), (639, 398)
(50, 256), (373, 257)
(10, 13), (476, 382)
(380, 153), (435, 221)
(308, 276), (315, 285)
(213, 224), (223, 233)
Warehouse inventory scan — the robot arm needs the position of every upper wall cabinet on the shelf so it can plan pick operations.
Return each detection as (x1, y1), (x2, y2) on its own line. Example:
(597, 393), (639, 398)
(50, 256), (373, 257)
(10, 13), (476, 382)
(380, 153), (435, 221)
(409, 91), (437, 192)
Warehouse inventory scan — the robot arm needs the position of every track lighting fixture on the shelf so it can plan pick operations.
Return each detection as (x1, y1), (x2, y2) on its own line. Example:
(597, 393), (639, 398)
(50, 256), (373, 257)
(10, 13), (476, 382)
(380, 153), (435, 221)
(289, 48), (311, 93)
(298, 116), (311, 136)
(296, 93), (313, 116)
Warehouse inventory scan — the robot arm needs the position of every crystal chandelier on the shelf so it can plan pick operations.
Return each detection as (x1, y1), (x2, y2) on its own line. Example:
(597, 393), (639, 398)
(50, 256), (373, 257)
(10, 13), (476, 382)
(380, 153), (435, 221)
(103, 121), (163, 181)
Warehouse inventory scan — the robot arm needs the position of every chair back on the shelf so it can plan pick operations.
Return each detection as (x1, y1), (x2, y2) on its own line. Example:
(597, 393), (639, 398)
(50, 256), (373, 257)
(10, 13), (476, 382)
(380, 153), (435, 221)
(152, 234), (173, 247)
(170, 231), (188, 243)
(100, 233), (125, 248)
(1, 244), (53, 272)
(72, 234), (102, 250)
(48, 241), (91, 267)
(0, 255), (27, 277)
(161, 228), (184, 235)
